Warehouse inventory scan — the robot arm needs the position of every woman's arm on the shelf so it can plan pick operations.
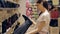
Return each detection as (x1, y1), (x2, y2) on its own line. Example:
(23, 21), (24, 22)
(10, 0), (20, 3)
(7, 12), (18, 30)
(28, 17), (37, 25)
(28, 21), (46, 34)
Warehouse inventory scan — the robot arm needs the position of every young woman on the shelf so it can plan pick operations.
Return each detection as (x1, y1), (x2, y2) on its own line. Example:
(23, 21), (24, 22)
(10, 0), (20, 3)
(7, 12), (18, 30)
(26, 0), (50, 34)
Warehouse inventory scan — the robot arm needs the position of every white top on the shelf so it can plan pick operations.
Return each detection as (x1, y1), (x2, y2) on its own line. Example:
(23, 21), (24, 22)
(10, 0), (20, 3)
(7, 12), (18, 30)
(36, 10), (50, 34)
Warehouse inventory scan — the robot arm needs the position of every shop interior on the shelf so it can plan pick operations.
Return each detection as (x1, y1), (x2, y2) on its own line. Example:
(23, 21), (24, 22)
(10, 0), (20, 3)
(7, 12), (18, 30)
(0, 0), (60, 34)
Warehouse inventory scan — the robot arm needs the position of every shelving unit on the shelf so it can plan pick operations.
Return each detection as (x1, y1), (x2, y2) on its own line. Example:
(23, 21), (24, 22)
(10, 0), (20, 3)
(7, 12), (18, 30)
(0, 8), (19, 34)
(0, 0), (20, 34)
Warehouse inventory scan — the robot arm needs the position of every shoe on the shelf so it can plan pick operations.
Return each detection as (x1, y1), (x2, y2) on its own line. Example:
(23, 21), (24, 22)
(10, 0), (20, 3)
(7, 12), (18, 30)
(0, 0), (5, 8)
(22, 15), (29, 21)
(22, 15), (36, 25)
(5, 1), (20, 8)
(0, 0), (20, 8)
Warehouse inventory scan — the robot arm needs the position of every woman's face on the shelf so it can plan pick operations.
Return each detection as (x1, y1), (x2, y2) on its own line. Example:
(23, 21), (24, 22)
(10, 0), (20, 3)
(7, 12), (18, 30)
(37, 3), (40, 10)
(36, 3), (43, 11)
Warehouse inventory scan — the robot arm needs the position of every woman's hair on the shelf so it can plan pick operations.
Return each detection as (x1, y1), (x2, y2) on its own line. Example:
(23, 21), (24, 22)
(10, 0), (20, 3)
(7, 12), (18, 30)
(37, 0), (43, 4)
(37, 0), (48, 10)
(43, 1), (48, 10)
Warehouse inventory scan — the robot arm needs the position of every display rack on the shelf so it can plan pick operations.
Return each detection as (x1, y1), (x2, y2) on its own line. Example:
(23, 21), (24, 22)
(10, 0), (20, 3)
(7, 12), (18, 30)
(0, 0), (20, 33)
(0, 8), (19, 34)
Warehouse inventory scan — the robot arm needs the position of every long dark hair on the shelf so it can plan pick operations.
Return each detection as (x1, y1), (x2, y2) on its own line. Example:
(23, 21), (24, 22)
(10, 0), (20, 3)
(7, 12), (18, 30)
(43, 1), (48, 10)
